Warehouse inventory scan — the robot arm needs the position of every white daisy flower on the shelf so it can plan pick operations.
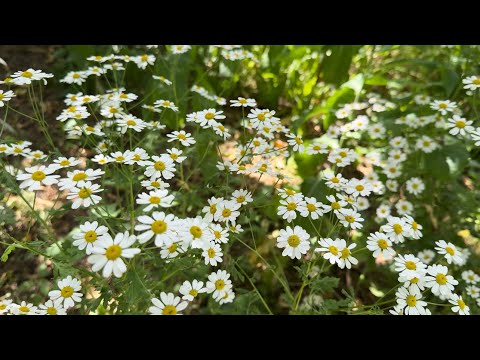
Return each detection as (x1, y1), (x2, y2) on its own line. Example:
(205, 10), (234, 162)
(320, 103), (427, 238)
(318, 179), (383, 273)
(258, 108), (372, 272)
(394, 254), (427, 280)
(16, 165), (59, 191)
(48, 276), (83, 309)
(153, 99), (178, 112)
(206, 270), (233, 300)
(72, 221), (108, 254)
(136, 190), (174, 212)
(149, 292), (188, 315)
(67, 181), (103, 209)
(462, 270), (480, 284)
(337, 208), (364, 230)
(395, 287), (428, 315)
(135, 211), (178, 247)
(366, 232), (395, 258)
(230, 97), (257, 107)
(179, 280), (207, 302)
(276, 225), (310, 260)
(449, 294), (470, 315)
(430, 99), (457, 115)
(202, 241), (223, 266)
(166, 130), (196, 146)
(10, 301), (38, 315)
(435, 240), (463, 265)
(88, 231), (141, 278)
(424, 264), (458, 297)
(315, 238), (343, 264)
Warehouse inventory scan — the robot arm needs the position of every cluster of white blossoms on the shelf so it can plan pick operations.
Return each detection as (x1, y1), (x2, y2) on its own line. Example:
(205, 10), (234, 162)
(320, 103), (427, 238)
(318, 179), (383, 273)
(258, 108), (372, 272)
(1, 276), (82, 315)
(2, 46), (479, 315)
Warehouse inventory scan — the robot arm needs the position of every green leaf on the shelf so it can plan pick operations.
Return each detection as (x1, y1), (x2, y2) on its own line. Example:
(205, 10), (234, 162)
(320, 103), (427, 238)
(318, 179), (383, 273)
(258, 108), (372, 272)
(365, 74), (388, 86)
(310, 276), (339, 294)
(441, 68), (460, 97)
(342, 73), (364, 96)
(321, 46), (361, 86)
(425, 150), (450, 181)
(1, 244), (16, 262)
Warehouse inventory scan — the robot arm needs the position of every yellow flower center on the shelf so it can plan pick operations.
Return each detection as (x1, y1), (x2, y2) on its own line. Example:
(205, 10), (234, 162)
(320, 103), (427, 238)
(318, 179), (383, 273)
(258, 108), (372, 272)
(405, 261), (417, 270)
(313, 145), (321, 150)
(73, 172), (87, 182)
(339, 151), (347, 158)
(105, 244), (122, 260)
(78, 188), (92, 199)
(222, 208), (232, 218)
(287, 235), (300, 248)
(473, 79), (480, 85)
(61, 286), (74, 298)
(344, 215), (355, 223)
(455, 120), (466, 128)
(208, 248), (216, 258)
(286, 202), (297, 211)
(47, 307), (57, 315)
(22, 71), (33, 78)
(141, 55), (148, 62)
(468, 275), (475, 280)
(423, 141), (431, 147)
(190, 226), (203, 238)
(149, 196), (161, 204)
(295, 137), (303, 145)
(214, 231), (222, 239)
(435, 273), (447, 285)
(239, 99), (247, 104)
(84, 230), (97, 243)
(177, 133), (187, 140)
(331, 202), (341, 210)
(331, 177), (340, 183)
(115, 156), (125, 162)
(13, 147), (23, 153)
(189, 289), (198, 297)
(445, 246), (455, 255)
(133, 154), (141, 161)
(162, 101), (171, 107)
(257, 113), (266, 121)
(151, 181), (160, 188)
(60, 159), (70, 166)
(126, 120), (137, 126)
(355, 184), (365, 191)
(168, 243), (178, 253)
(19, 306), (30, 313)
(285, 189), (296, 196)
(439, 103), (447, 109)
(412, 183), (418, 189)
(377, 239), (388, 250)
(457, 299), (466, 310)
(153, 161), (166, 171)
(72, 73), (80, 79)
(236, 195), (246, 203)
(170, 153), (178, 160)
(205, 112), (215, 120)
(340, 247), (350, 259)
(151, 220), (167, 234)
(162, 305), (177, 315)
(209, 204), (217, 214)
(31, 171), (46, 181)
(411, 221), (418, 230)
(119, 93), (128, 99)
(307, 203), (316, 212)
(215, 279), (225, 290)
(109, 108), (118, 114)
(393, 224), (403, 234)
(0, 146), (7, 151)
(406, 295), (417, 307)
(238, 165), (246, 171)
(410, 277), (419, 284)
(328, 245), (339, 256)
(0, 304), (7, 310)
